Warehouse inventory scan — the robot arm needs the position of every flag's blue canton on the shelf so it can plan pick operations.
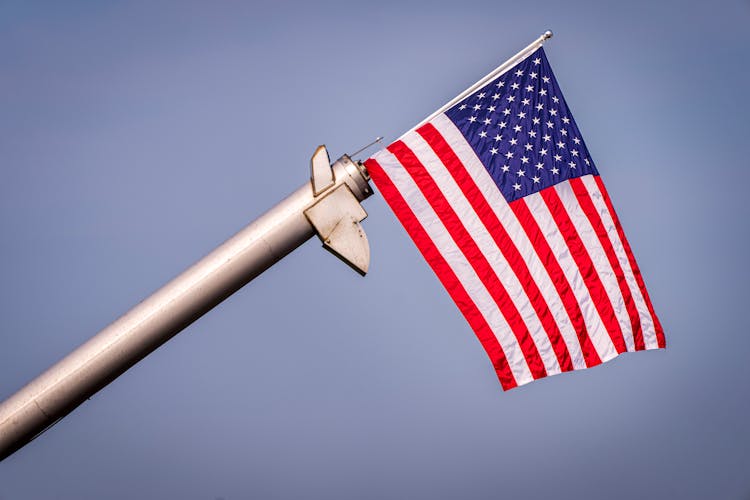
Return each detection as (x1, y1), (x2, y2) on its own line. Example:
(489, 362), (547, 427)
(445, 48), (598, 203)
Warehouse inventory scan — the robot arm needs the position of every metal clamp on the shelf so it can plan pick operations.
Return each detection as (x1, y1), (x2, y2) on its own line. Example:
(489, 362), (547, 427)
(305, 146), (371, 275)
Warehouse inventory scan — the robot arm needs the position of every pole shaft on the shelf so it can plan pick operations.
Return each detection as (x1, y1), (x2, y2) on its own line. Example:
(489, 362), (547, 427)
(405, 30), (553, 136)
(0, 155), (371, 461)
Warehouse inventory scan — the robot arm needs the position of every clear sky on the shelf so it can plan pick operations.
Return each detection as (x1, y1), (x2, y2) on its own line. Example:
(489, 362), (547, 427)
(1, 1), (749, 499)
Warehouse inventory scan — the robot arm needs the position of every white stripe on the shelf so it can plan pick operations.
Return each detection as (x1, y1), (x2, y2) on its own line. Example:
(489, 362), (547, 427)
(400, 131), (562, 376)
(553, 181), (636, 351)
(580, 175), (659, 350)
(430, 115), (590, 370)
(372, 147), (535, 385)
(523, 191), (620, 363)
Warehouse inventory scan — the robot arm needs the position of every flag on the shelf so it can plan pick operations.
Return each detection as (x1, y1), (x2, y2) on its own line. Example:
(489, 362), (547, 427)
(365, 47), (665, 390)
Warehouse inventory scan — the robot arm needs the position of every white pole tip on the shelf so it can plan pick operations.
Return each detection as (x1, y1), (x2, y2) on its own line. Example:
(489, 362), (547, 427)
(543, 30), (553, 39)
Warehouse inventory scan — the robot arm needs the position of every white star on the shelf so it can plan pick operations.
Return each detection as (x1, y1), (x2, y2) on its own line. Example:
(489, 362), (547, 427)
(505, 151), (514, 159)
(571, 149), (579, 156)
(550, 166), (559, 174)
(522, 98), (530, 106)
(532, 117), (541, 125)
(530, 72), (538, 79)
(542, 134), (551, 142)
(535, 162), (544, 170)
(468, 116), (477, 123)
(554, 154), (562, 161)
(539, 88), (547, 96)
(503, 108), (511, 116)
(524, 143), (533, 151)
(536, 103), (544, 111)
(543, 76), (550, 83)
(515, 69), (524, 76)
(584, 158), (591, 166)
(546, 121), (554, 128)
(507, 95), (515, 103)
(492, 93), (501, 100)
(573, 137), (581, 144)
(513, 183), (521, 191)
(494, 134), (502, 141)
(511, 82), (520, 90)
(477, 92), (486, 99)
(557, 141), (566, 149)
(560, 129), (568, 136)
(539, 148), (548, 156)
(562, 117), (570, 124)
(479, 130), (488, 138)
(533, 57), (541, 65)
(473, 104), (482, 110)
(499, 121), (507, 128)
(490, 147), (498, 155)
(496, 81), (505, 88)
(521, 156), (529, 164)
(459, 104), (467, 110)
(525, 85), (534, 92)
(532, 175), (541, 183)
(528, 130), (537, 138)
(552, 96), (559, 103)
(488, 105), (496, 112)
(517, 169), (526, 176)
(502, 164), (510, 172)
(549, 109), (558, 116)
(517, 111), (526, 119)
(568, 161), (576, 168)
(483, 118), (492, 125)
(509, 138), (518, 146)
(513, 124), (522, 133)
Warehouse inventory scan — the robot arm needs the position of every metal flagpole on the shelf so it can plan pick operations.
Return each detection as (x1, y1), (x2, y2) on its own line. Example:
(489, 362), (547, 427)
(0, 31), (554, 461)
(0, 147), (373, 461)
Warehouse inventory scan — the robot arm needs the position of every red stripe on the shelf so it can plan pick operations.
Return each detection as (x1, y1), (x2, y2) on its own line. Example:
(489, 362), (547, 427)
(417, 123), (574, 373)
(509, 198), (602, 367)
(539, 186), (628, 353)
(386, 140), (549, 380)
(569, 177), (645, 351)
(365, 158), (518, 389)
(594, 176), (666, 348)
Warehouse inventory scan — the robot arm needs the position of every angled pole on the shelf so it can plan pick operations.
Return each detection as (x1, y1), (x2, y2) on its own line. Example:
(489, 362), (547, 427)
(402, 30), (553, 138)
(0, 149), (373, 461)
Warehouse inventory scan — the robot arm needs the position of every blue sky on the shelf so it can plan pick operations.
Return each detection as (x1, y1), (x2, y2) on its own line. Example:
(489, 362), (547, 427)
(1, 1), (749, 498)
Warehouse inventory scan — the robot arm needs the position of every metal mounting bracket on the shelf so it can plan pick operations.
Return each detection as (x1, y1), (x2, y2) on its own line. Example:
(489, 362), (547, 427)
(305, 146), (370, 275)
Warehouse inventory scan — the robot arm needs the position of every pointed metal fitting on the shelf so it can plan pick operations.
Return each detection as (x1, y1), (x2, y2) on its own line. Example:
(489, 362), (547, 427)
(305, 146), (372, 275)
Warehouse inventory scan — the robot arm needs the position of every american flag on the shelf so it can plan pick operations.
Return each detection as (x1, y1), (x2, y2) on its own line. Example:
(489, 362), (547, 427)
(365, 47), (665, 390)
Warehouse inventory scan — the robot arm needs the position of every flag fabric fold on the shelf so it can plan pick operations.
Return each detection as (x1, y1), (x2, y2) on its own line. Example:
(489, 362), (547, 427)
(365, 47), (664, 390)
